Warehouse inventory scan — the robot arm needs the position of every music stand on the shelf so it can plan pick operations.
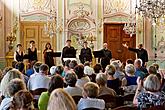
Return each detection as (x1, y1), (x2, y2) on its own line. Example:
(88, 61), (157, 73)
(53, 52), (61, 57)
(93, 51), (103, 58)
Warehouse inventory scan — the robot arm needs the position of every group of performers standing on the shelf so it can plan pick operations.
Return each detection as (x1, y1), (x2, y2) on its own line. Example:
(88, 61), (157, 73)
(14, 39), (148, 70)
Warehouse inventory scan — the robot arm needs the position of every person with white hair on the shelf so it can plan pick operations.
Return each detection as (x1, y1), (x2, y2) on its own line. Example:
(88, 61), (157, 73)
(134, 59), (147, 79)
(84, 66), (96, 82)
(49, 66), (56, 76)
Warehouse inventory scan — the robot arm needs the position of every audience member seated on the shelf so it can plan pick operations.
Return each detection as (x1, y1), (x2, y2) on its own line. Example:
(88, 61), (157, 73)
(63, 60), (71, 76)
(111, 60), (125, 81)
(133, 74), (165, 109)
(38, 75), (64, 110)
(49, 66), (56, 76)
(77, 82), (105, 110)
(55, 65), (65, 77)
(84, 61), (91, 67)
(47, 88), (76, 110)
(126, 59), (134, 65)
(105, 65), (121, 95)
(74, 65), (90, 88)
(64, 72), (82, 96)
(10, 90), (34, 110)
(69, 60), (78, 71)
(122, 64), (138, 95)
(0, 78), (26, 110)
(12, 61), (18, 68)
(134, 59), (147, 80)
(152, 63), (160, 74)
(26, 63), (34, 77)
(148, 65), (162, 81)
(2, 67), (13, 78)
(0, 69), (23, 97)
(93, 64), (103, 74)
(84, 65), (96, 82)
(28, 64), (50, 91)
(96, 73), (116, 96)
(15, 62), (29, 85)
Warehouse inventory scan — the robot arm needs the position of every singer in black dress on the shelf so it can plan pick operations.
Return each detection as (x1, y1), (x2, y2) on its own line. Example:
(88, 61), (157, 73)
(43, 42), (55, 68)
(14, 44), (24, 62)
(28, 40), (38, 63)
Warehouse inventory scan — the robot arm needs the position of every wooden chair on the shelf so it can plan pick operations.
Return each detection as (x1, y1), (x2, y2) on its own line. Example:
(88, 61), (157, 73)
(143, 105), (165, 110)
(72, 96), (82, 104)
(112, 105), (138, 110)
(123, 94), (135, 105)
(30, 88), (47, 108)
(98, 94), (118, 109)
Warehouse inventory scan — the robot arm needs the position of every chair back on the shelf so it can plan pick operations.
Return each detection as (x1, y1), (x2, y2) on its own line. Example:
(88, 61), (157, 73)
(30, 88), (47, 99)
(123, 94), (135, 105)
(112, 105), (138, 110)
(72, 96), (82, 104)
(98, 94), (117, 109)
(144, 105), (165, 110)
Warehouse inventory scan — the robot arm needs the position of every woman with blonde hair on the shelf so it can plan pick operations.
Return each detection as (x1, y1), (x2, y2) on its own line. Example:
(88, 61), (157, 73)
(0, 69), (23, 97)
(47, 88), (76, 110)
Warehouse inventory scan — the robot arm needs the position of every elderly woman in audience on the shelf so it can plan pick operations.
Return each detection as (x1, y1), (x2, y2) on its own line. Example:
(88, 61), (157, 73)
(105, 65), (121, 95)
(122, 64), (138, 95)
(133, 74), (165, 109)
(10, 90), (34, 110)
(84, 65), (96, 82)
(64, 72), (82, 96)
(0, 69), (23, 97)
(96, 73), (116, 96)
(38, 75), (64, 110)
(0, 78), (26, 110)
(111, 60), (125, 81)
(74, 65), (90, 88)
(47, 88), (76, 110)
(77, 82), (105, 110)
(49, 66), (56, 76)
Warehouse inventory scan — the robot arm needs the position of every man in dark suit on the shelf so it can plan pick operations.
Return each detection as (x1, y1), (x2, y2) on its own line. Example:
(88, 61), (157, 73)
(100, 43), (112, 72)
(79, 41), (92, 64)
(123, 43), (148, 67)
(61, 40), (76, 65)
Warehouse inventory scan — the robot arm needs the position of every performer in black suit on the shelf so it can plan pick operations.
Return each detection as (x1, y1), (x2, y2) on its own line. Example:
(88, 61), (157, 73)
(43, 42), (55, 68)
(123, 43), (148, 67)
(28, 40), (38, 63)
(80, 41), (92, 64)
(61, 40), (76, 65)
(100, 43), (112, 72)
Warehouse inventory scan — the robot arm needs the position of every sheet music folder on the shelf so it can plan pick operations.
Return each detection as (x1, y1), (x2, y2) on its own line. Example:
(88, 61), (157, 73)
(53, 52), (61, 57)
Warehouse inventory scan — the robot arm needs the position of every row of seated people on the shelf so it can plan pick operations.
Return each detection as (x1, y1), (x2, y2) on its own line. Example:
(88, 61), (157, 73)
(0, 58), (164, 110)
